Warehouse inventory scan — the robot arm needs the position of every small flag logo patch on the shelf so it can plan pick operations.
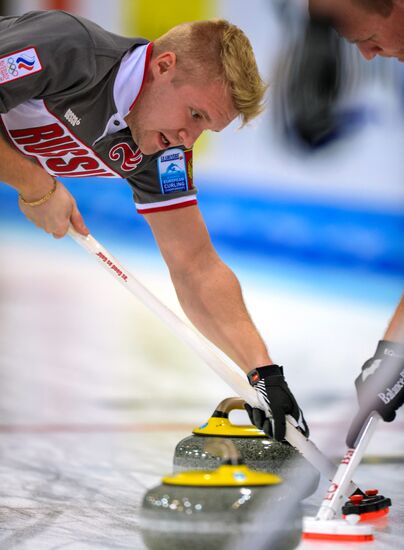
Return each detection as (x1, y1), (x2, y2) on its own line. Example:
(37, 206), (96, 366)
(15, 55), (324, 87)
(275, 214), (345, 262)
(0, 47), (42, 85)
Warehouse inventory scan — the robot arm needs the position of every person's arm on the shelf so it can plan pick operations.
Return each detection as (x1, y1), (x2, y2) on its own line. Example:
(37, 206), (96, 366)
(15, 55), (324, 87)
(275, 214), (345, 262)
(0, 134), (88, 237)
(384, 293), (404, 343)
(144, 204), (309, 441)
(346, 293), (404, 447)
(145, 204), (270, 370)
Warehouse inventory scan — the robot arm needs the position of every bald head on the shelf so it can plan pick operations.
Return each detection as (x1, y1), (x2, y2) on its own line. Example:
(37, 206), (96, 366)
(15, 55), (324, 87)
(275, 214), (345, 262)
(309, 0), (404, 61)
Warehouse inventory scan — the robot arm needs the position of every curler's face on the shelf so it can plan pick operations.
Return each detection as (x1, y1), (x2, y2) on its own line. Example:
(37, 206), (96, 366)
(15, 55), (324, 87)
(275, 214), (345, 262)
(308, 0), (404, 61)
(126, 51), (237, 155)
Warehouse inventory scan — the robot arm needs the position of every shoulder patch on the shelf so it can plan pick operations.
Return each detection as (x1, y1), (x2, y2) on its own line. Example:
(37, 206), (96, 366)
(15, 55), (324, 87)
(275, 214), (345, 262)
(0, 47), (42, 85)
(157, 148), (188, 194)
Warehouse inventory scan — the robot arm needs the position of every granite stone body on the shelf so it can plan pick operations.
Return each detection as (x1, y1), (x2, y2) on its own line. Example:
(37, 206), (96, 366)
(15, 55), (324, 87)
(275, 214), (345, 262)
(173, 434), (320, 498)
(140, 482), (302, 550)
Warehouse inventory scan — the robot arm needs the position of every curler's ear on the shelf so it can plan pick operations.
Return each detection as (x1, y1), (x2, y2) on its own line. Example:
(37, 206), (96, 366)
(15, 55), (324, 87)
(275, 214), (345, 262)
(151, 51), (177, 77)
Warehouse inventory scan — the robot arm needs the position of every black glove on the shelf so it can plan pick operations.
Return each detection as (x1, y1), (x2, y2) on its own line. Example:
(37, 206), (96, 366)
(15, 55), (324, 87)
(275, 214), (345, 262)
(245, 364), (309, 442)
(346, 340), (404, 448)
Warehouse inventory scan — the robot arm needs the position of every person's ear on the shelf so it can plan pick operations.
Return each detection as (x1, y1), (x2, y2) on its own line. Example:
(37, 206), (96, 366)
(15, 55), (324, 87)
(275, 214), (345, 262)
(153, 51), (177, 77)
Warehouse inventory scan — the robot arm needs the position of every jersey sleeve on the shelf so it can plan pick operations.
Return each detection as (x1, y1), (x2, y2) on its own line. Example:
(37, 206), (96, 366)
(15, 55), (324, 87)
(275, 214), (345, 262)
(127, 147), (197, 214)
(0, 10), (96, 113)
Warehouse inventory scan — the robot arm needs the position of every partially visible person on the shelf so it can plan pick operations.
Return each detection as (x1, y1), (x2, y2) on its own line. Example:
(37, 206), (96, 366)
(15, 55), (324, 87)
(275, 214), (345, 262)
(309, 0), (404, 61)
(306, 0), (404, 442)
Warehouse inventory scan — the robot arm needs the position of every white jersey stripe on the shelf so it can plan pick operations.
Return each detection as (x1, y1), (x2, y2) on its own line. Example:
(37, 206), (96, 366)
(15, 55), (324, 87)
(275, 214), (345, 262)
(135, 195), (197, 213)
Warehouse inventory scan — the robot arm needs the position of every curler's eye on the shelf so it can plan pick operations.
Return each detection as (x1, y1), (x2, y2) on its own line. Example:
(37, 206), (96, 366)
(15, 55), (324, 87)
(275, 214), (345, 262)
(191, 109), (202, 120)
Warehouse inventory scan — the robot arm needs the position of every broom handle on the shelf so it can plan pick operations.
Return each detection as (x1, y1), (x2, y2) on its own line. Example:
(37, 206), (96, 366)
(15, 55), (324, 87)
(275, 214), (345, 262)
(316, 413), (380, 520)
(67, 227), (360, 494)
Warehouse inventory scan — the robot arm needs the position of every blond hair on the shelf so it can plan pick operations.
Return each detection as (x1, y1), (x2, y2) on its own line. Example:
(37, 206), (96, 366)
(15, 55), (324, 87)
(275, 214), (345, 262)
(153, 19), (267, 125)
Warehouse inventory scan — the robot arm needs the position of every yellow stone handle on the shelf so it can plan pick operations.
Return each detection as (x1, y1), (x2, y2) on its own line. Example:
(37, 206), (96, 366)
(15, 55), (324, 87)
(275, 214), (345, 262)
(193, 396), (266, 437)
(213, 397), (246, 418)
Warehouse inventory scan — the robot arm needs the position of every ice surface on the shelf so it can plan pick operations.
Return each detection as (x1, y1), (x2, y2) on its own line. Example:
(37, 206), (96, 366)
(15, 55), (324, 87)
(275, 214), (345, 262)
(0, 229), (402, 549)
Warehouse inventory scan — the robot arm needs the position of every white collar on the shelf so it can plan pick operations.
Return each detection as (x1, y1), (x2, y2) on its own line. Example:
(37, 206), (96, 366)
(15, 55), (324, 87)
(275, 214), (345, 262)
(114, 42), (153, 119)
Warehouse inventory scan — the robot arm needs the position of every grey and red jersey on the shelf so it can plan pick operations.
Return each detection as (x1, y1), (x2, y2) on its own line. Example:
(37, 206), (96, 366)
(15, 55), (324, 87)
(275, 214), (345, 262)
(0, 10), (197, 214)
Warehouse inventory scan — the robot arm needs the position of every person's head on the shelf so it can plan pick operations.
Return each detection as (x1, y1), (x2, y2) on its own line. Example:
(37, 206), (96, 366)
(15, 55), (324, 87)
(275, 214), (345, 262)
(127, 19), (267, 155)
(309, 0), (404, 61)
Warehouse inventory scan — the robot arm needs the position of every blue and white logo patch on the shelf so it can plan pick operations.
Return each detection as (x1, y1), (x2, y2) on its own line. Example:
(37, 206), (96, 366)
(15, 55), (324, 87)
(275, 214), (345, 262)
(157, 148), (188, 194)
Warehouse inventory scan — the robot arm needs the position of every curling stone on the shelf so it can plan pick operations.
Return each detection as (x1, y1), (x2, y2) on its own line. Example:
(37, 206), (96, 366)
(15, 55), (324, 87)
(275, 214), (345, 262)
(140, 439), (302, 550)
(173, 397), (320, 498)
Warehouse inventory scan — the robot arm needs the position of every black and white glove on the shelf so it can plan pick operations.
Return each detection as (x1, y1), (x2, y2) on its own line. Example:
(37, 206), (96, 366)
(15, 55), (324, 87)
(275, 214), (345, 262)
(245, 364), (309, 441)
(346, 340), (404, 448)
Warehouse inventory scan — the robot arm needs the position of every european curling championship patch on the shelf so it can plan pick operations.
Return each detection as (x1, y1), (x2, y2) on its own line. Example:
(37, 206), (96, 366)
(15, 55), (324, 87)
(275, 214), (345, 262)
(157, 148), (188, 194)
(0, 47), (42, 85)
